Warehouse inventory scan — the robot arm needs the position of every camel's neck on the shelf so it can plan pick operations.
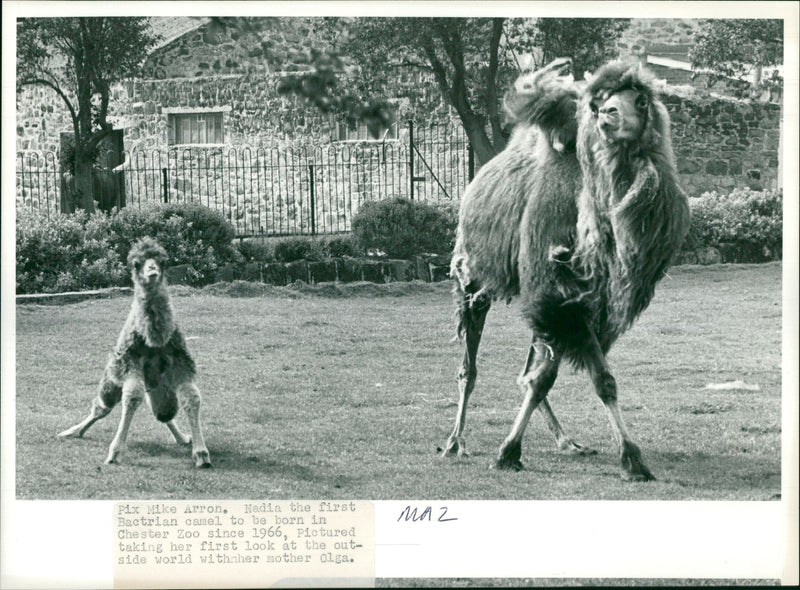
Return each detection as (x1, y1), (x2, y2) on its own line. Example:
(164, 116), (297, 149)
(130, 284), (175, 348)
(574, 141), (689, 335)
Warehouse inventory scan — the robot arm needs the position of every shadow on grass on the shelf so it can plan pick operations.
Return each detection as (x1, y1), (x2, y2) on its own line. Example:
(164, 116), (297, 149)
(647, 449), (780, 497)
(129, 440), (358, 489)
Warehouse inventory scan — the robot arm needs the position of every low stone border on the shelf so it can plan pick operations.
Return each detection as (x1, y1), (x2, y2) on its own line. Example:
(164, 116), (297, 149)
(16, 248), (780, 304)
(16, 286), (132, 305)
(210, 254), (453, 288)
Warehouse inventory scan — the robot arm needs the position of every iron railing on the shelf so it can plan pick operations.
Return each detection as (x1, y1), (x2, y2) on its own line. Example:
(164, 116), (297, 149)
(16, 122), (472, 238)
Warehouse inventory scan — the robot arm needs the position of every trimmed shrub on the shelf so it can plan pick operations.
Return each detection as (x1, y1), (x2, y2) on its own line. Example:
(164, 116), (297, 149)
(237, 239), (275, 263)
(235, 234), (361, 264)
(687, 188), (782, 259)
(351, 198), (457, 259)
(325, 234), (361, 258)
(273, 236), (328, 262)
(16, 210), (127, 294)
(16, 203), (240, 293)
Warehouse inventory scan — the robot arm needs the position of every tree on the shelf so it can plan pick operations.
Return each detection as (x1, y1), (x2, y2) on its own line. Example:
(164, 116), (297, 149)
(17, 18), (160, 212)
(689, 19), (783, 97)
(506, 18), (631, 81)
(285, 17), (629, 166)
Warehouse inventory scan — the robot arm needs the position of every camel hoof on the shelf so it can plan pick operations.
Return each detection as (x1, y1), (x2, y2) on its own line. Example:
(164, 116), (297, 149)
(622, 469), (656, 482)
(559, 439), (598, 456)
(194, 450), (212, 468)
(440, 437), (469, 458)
(492, 457), (523, 472)
(58, 426), (83, 439)
(620, 441), (655, 481)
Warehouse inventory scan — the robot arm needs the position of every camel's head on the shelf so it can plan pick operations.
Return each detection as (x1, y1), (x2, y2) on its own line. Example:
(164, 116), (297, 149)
(583, 61), (658, 144)
(128, 237), (168, 291)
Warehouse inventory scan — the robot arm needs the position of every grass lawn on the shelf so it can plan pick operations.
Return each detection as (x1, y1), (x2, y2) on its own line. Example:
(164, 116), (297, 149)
(15, 263), (781, 500)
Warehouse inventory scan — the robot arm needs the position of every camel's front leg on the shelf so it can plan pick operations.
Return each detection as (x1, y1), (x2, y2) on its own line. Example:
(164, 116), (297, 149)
(495, 340), (561, 471)
(105, 375), (145, 464)
(176, 382), (211, 468)
(441, 293), (490, 458)
(582, 330), (654, 481)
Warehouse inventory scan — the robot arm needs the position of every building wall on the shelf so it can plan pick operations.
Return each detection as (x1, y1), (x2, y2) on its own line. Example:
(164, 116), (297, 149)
(16, 16), (781, 208)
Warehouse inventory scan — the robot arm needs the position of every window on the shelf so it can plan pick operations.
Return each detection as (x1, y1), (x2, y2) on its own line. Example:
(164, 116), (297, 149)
(169, 112), (225, 145)
(335, 120), (398, 142)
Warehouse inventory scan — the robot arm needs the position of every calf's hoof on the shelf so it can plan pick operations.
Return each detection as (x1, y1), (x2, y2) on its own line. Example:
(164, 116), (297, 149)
(194, 450), (212, 468)
(58, 425), (83, 439)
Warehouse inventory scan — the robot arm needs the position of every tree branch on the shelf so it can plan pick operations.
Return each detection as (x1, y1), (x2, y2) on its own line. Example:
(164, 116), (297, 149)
(485, 18), (505, 144)
(19, 77), (78, 129)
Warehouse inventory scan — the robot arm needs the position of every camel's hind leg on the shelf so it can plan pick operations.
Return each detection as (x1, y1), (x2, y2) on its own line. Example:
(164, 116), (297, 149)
(441, 289), (491, 458)
(166, 420), (191, 445)
(176, 381), (211, 468)
(582, 331), (655, 482)
(105, 375), (145, 464)
(537, 400), (597, 455)
(58, 374), (119, 439)
(495, 340), (561, 471)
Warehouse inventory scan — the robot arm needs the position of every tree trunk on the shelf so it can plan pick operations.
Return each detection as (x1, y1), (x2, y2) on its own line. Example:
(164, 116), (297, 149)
(461, 117), (499, 168)
(73, 157), (96, 213)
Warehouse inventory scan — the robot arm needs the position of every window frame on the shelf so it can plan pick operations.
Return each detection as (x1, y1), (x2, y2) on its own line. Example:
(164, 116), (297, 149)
(165, 107), (230, 147)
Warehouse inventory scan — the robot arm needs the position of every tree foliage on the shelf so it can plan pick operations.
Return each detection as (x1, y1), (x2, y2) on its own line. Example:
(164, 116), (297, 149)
(689, 19), (783, 96)
(505, 18), (631, 81)
(283, 17), (629, 165)
(17, 17), (160, 212)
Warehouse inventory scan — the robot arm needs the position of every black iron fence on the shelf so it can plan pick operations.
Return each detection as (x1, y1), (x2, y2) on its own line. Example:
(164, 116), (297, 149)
(16, 122), (473, 237)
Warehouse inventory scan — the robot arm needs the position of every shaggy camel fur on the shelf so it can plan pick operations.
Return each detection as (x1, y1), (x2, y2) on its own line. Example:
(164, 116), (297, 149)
(59, 238), (211, 468)
(443, 58), (690, 481)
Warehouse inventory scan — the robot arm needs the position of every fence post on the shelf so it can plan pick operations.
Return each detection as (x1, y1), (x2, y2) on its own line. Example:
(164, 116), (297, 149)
(408, 120), (414, 200)
(308, 164), (316, 236)
(468, 143), (475, 182)
(162, 168), (169, 203)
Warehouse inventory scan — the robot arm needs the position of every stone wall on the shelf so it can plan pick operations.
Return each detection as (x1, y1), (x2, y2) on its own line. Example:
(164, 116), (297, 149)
(663, 89), (781, 194)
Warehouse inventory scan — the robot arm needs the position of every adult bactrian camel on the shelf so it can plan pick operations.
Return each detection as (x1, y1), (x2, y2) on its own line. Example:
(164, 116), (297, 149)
(442, 58), (690, 481)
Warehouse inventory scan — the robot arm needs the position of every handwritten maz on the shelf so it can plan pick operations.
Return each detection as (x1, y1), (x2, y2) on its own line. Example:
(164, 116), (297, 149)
(397, 506), (457, 523)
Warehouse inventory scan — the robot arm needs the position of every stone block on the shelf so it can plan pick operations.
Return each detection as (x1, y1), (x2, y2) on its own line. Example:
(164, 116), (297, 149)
(263, 263), (288, 286)
(415, 256), (431, 282)
(309, 260), (337, 284)
(362, 261), (385, 283)
(285, 260), (309, 284)
(337, 258), (362, 282)
(166, 264), (196, 285)
(215, 264), (235, 282)
(695, 247), (722, 265)
(238, 262), (262, 282)
(429, 262), (451, 282)
(387, 260), (416, 282)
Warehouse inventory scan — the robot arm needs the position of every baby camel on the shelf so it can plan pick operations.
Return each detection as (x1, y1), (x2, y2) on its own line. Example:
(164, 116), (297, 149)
(59, 238), (211, 468)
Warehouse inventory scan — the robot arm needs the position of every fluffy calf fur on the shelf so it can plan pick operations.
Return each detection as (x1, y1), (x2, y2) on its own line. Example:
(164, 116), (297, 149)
(59, 237), (211, 468)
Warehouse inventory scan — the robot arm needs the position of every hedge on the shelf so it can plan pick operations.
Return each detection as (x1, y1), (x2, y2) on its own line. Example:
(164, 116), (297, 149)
(16, 203), (241, 294)
(685, 188), (782, 259)
(15, 189), (783, 294)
